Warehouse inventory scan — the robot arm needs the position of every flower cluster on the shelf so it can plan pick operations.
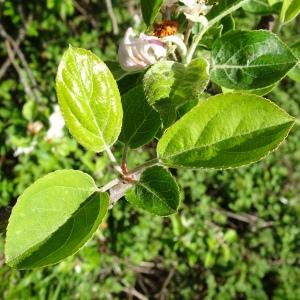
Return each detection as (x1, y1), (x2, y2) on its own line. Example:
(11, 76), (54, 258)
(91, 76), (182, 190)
(118, 0), (213, 72)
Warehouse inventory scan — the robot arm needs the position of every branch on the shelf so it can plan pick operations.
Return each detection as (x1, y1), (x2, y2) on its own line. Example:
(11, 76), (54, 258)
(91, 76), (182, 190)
(105, 0), (119, 35)
(127, 158), (160, 175)
(0, 24), (41, 102)
(108, 181), (132, 209)
(0, 25), (41, 102)
(98, 178), (121, 193)
(0, 157), (161, 232)
(74, 1), (98, 28)
(4, 40), (36, 100)
(210, 207), (275, 229)
(0, 56), (14, 80)
(122, 286), (148, 300)
(104, 146), (123, 175)
(0, 27), (26, 80)
(158, 266), (176, 300)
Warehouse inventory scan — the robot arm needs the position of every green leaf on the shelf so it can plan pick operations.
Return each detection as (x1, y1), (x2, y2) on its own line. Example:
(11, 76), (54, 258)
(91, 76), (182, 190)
(157, 93), (295, 169)
(243, 0), (277, 14)
(288, 41), (300, 83)
(268, 0), (282, 5)
(126, 166), (181, 216)
(177, 97), (200, 118)
(221, 84), (277, 96)
(155, 99), (177, 129)
(143, 60), (175, 112)
(143, 58), (209, 129)
(5, 170), (109, 269)
(105, 60), (128, 81)
(280, 0), (300, 23)
(141, 0), (164, 26)
(221, 15), (236, 34)
(118, 73), (142, 95)
(119, 85), (161, 148)
(211, 30), (298, 90)
(207, 0), (250, 27)
(22, 100), (37, 121)
(144, 58), (209, 109)
(56, 46), (123, 152)
(198, 24), (223, 49)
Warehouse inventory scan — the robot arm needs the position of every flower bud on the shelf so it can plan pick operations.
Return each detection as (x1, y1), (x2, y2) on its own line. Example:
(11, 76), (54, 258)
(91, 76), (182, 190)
(179, 0), (212, 26)
(118, 28), (167, 72)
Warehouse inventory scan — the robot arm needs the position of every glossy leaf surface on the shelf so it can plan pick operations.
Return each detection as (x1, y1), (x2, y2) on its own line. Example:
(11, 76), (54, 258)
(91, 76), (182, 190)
(56, 46), (123, 152)
(281, 0), (300, 23)
(288, 41), (300, 83)
(5, 170), (109, 269)
(211, 30), (298, 90)
(221, 84), (276, 96)
(126, 166), (180, 216)
(119, 85), (161, 148)
(158, 93), (295, 169)
(141, 0), (164, 26)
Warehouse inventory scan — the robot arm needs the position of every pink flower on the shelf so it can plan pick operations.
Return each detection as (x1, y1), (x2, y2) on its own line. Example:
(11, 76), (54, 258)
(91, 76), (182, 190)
(118, 28), (167, 72)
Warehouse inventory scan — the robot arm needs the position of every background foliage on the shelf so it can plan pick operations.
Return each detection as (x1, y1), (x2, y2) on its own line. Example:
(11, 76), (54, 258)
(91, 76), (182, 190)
(0, 0), (300, 299)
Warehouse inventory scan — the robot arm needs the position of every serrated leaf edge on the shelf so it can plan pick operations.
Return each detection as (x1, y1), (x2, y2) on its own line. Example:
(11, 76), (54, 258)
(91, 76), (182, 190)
(158, 92), (296, 170)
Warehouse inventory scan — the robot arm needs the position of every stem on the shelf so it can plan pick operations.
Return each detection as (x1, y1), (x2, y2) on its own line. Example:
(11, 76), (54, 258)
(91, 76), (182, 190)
(122, 144), (129, 168)
(127, 158), (160, 175)
(185, 27), (207, 64)
(207, 0), (250, 29)
(162, 36), (187, 62)
(98, 157), (161, 208)
(185, 0), (250, 63)
(105, 146), (123, 175)
(272, 16), (282, 34)
(98, 178), (121, 193)
(184, 21), (194, 46)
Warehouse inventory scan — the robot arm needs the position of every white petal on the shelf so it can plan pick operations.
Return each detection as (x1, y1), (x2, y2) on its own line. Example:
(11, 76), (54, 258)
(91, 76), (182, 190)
(118, 28), (167, 72)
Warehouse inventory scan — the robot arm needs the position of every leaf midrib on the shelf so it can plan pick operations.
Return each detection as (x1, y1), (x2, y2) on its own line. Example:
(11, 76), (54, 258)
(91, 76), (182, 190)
(7, 186), (96, 260)
(7, 192), (101, 266)
(137, 181), (176, 212)
(160, 120), (294, 160)
(70, 50), (108, 148)
(212, 61), (295, 70)
(127, 109), (154, 146)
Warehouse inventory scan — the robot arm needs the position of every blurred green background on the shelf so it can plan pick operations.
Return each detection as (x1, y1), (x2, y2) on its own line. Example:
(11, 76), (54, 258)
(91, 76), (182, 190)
(0, 1), (300, 299)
